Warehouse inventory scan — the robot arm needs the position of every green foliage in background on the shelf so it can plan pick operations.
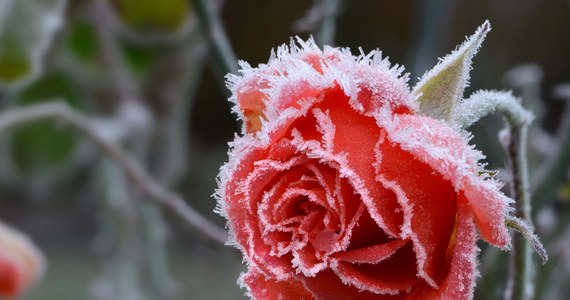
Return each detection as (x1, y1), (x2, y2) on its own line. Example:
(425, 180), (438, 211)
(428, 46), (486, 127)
(11, 72), (82, 173)
(111, 0), (190, 33)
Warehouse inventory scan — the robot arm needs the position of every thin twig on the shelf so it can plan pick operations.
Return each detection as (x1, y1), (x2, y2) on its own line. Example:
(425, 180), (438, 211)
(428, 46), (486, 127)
(190, 0), (238, 76)
(0, 102), (228, 244)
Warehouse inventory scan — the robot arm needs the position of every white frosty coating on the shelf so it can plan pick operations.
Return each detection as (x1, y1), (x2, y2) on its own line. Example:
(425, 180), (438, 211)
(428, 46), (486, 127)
(412, 20), (491, 121)
(226, 36), (414, 137)
(453, 90), (534, 129)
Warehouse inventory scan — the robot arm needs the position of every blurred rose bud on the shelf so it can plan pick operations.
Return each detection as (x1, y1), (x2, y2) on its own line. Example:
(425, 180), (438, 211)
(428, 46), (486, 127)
(0, 221), (45, 298)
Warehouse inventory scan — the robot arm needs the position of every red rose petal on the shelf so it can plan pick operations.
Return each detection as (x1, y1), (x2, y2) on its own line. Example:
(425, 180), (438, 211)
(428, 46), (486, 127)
(332, 242), (420, 295)
(332, 239), (408, 264)
(382, 113), (511, 248)
(346, 205), (392, 250)
(408, 198), (478, 300)
(377, 139), (457, 286)
(461, 182), (511, 248)
(305, 87), (403, 237)
(243, 269), (316, 300)
(302, 269), (408, 300)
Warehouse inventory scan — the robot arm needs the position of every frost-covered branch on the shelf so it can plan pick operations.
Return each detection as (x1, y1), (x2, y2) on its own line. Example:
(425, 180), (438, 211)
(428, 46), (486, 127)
(0, 102), (228, 244)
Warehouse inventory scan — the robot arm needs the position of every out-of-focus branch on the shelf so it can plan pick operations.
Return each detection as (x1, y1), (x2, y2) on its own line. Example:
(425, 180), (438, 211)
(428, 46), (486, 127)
(92, 0), (140, 103)
(293, 0), (342, 46)
(190, 0), (238, 76)
(0, 102), (228, 244)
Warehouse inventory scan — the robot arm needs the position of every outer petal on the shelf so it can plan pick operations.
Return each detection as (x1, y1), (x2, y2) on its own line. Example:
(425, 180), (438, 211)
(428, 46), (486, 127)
(409, 198), (479, 300)
(380, 113), (511, 248)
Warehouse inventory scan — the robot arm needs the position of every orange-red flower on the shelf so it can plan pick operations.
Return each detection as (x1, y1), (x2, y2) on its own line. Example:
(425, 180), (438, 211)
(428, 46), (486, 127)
(217, 35), (511, 299)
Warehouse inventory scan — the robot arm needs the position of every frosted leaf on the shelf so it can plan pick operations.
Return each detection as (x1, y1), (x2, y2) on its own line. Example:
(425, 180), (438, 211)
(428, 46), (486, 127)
(505, 216), (548, 265)
(412, 21), (491, 121)
(0, 0), (66, 89)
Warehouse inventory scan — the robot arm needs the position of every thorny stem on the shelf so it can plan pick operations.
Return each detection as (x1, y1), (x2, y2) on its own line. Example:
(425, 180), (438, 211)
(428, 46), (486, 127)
(190, 0), (238, 76)
(0, 102), (228, 244)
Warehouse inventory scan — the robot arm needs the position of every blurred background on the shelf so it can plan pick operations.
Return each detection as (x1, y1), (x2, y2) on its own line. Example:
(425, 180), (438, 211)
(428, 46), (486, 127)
(0, 0), (569, 299)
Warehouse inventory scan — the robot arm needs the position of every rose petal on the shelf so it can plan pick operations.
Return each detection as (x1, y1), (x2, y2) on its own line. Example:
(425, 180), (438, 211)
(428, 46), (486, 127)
(346, 204), (392, 250)
(242, 269), (316, 300)
(376, 137), (458, 286)
(298, 87), (404, 237)
(332, 242), (420, 295)
(408, 198), (479, 299)
(302, 269), (408, 300)
(380, 113), (511, 248)
(332, 239), (408, 264)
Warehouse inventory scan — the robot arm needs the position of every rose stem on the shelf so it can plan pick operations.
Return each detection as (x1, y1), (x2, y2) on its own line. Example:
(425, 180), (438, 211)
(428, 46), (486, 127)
(505, 111), (534, 300)
(0, 102), (228, 245)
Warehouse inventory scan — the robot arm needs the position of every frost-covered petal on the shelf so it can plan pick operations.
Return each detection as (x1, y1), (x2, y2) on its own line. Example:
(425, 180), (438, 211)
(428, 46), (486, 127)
(376, 137), (458, 287)
(408, 198), (479, 300)
(242, 268), (316, 300)
(332, 239), (407, 264)
(380, 112), (511, 248)
(301, 269), (408, 300)
(228, 37), (414, 136)
(294, 87), (405, 237)
(331, 242), (419, 295)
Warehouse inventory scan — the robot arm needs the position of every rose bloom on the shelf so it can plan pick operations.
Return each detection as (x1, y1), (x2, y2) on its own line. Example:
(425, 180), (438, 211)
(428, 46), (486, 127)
(0, 221), (45, 298)
(216, 38), (511, 299)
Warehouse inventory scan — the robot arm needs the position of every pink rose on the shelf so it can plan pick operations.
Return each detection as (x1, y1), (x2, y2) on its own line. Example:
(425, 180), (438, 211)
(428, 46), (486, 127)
(217, 37), (511, 299)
